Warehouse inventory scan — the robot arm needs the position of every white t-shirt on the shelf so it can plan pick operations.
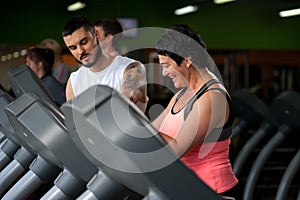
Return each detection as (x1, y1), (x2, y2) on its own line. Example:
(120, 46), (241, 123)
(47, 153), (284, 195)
(70, 56), (148, 111)
(70, 56), (135, 97)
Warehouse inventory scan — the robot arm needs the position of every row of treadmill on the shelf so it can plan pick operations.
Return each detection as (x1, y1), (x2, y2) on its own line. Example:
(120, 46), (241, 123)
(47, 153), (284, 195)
(230, 87), (300, 200)
(0, 64), (299, 200)
(0, 64), (223, 200)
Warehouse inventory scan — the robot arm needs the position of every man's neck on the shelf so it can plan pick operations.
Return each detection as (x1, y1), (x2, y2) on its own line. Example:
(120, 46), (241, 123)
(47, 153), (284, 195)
(89, 54), (115, 73)
(105, 45), (120, 57)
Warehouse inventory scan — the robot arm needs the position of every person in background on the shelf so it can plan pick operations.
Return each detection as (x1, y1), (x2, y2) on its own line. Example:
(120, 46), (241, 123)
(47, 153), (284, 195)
(40, 38), (71, 86)
(94, 18), (123, 57)
(62, 16), (147, 111)
(152, 24), (238, 198)
(26, 47), (66, 106)
(0, 82), (15, 98)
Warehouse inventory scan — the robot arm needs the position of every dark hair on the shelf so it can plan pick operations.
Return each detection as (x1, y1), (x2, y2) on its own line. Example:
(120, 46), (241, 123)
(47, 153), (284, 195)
(27, 47), (54, 76)
(62, 16), (95, 37)
(94, 18), (123, 47)
(156, 24), (208, 68)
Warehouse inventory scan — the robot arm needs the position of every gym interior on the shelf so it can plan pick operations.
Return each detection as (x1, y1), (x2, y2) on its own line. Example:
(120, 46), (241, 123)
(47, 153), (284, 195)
(0, 0), (299, 199)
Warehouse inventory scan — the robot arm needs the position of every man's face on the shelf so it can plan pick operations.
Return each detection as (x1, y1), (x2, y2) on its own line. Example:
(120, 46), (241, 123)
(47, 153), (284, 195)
(63, 27), (102, 68)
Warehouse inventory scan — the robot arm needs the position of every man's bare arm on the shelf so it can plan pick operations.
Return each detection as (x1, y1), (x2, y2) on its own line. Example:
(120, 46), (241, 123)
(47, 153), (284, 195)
(120, 61), (148, 104)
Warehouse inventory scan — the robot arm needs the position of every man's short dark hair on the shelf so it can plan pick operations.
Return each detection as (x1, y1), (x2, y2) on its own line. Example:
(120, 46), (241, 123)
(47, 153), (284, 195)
(62, 16), (95, 37)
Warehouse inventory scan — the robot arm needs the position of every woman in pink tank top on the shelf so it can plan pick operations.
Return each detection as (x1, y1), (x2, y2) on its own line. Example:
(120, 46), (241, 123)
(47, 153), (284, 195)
(152, 24), (238, 196)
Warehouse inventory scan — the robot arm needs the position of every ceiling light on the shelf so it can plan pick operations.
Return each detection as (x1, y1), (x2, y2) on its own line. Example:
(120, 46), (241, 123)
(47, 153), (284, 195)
(214, 0), (236, 5)
(1, 56), (6, 62)
(279, 8), (300, 18)
(6, 54), (12, 60)
(174, 5), (198, 16)
(67, 1), (86, 12)
(20, 49), (27, 56)
(13, 51), (20, 58)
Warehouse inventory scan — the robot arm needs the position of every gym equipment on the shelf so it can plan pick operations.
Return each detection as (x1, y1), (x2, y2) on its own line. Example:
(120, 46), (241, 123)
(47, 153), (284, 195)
(0, 90), (34, 196)
(0, 64), (61, 197)
(0, 89), (20, 171)
(3, 92), (100, 199)
(233, 104), (278, 177)
(0, 131), (6, 144)
(7, 64), (56, 105)
(1, 63), (99, 199)
(0, 89), (36, 197)
(231, 88), (271, 139)
(0, 92), (49, 197)
(275, 149), (300, 200)
(0, 146), (36, 197)
(243, 90), (300, 200)
(0, 63), (62, 175)
(61, 85), (223, 200)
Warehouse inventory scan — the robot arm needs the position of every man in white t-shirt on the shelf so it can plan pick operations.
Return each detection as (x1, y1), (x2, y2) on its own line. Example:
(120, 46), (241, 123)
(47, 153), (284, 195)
(62, 16), (147, 111)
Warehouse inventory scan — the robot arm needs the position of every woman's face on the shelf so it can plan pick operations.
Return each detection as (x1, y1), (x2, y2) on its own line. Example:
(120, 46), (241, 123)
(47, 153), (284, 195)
(158, 55), (189, 88)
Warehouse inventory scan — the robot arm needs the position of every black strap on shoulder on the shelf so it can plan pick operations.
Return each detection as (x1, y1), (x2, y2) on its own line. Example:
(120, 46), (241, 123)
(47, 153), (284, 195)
(180, 79), (233, 142)
(204, 87), (233, 142)
(175, 87), (188, 103)
(183, 79), (220, 121)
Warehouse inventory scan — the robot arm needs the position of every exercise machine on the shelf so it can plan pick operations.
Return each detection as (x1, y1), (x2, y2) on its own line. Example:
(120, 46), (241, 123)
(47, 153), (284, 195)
(62, 85), (223, 200)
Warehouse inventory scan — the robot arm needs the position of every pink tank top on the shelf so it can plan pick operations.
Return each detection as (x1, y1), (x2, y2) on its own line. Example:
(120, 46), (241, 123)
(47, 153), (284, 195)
(158, 98), (238, 193)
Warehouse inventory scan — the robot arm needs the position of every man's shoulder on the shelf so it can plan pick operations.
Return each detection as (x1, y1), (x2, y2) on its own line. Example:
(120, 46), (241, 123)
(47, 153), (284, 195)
(70, 65), (86, 73)
(109, 56), (136, 72)
(113, 55), (136, 64)
(69, 66), (88, 79)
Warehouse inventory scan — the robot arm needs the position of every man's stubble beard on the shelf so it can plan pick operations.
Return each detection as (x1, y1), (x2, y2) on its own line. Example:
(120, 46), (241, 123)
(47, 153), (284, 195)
(77, 45), (103, 68)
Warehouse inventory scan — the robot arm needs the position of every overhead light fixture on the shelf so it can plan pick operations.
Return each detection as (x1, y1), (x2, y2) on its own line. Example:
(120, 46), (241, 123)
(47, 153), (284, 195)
(174, 5), (199, 16)
(67, 1), (86, 12)
(279, 8), (300, 18)
(214, 0), (236, 5)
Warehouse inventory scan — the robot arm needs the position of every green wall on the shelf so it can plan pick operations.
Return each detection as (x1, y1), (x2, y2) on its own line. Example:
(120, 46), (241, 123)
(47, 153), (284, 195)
(1, 0), (300, 49)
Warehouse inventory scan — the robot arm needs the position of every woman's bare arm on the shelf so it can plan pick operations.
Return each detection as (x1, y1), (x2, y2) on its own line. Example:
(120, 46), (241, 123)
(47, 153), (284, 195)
(160, 91), (229, 156)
